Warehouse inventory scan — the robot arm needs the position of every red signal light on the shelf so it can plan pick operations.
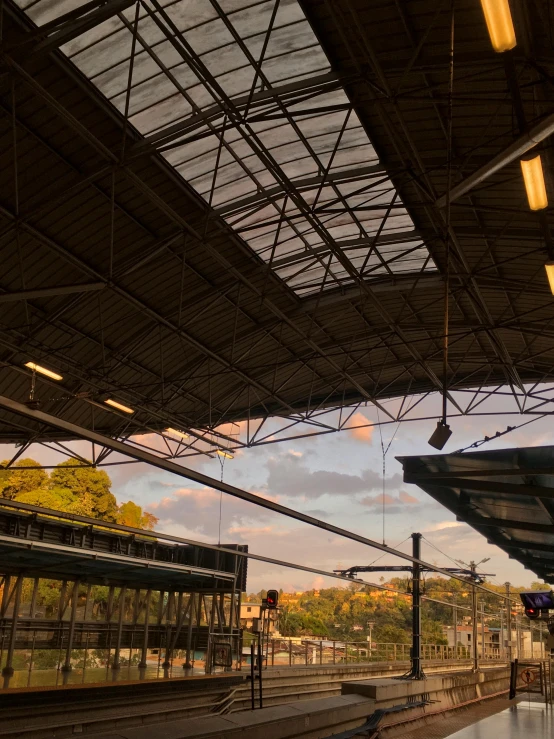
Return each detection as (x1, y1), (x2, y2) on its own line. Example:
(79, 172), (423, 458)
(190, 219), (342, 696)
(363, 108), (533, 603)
(266, 589), (278, 609)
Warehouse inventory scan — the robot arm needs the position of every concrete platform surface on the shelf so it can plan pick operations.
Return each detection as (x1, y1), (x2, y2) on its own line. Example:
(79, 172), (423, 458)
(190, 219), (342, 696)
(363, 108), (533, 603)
(444, 701), (553, 738)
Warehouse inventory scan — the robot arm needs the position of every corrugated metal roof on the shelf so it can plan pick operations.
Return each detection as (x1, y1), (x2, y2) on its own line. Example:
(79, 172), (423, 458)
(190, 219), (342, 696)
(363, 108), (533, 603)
(398, 445), (554, 584)
(0, 0), (553, 448)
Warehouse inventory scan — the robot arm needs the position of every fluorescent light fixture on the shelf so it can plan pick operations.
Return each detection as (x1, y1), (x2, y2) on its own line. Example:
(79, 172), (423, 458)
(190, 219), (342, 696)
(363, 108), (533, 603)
(104, 398), (134, 414)
(520, 155), (548, 211)
(545, 263), (554, 295)
(24, 362), (63, 381)
(166, 427), (189, 439)
(479, 0), (516, 53)
(217, 450), (234, 459)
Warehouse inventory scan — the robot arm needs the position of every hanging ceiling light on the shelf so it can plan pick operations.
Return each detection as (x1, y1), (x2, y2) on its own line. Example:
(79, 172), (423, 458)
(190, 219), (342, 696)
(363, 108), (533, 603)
(104, 398), (134, 414)
(217, 449), (234, 459)
(428, 420), (452, 450)
(545, 263), (554, 295)
(24, 361), (63, 381)
(479, 0), (516, 53)
(520, 154), (548, 211)
(165, 427), (189, 439)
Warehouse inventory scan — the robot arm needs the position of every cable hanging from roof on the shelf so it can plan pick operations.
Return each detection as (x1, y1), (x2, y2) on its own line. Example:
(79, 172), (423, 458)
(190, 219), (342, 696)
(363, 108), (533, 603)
(428, 0), (455, 451)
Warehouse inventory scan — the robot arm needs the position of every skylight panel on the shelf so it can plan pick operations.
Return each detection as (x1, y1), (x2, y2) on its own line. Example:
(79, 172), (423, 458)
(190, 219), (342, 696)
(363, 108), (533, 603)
(16, 0), (436, 296)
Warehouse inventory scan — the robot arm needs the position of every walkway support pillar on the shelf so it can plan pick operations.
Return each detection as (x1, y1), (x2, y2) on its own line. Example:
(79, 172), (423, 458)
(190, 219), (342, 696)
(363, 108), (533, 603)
(62, 580), (80, 672)
(2, 575), (23, 676)
(138, 589), (151, 668)
(112, 586), (126, 670)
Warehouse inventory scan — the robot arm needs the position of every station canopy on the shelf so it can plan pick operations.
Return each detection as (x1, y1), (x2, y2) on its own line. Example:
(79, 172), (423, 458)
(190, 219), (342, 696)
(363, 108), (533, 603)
(399, 445), (554, 585)
(1, 0), (554, 447)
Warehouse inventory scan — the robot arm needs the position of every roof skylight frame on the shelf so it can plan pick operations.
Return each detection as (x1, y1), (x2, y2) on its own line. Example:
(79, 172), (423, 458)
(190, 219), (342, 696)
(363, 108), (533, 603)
(16, 0), (436, 297)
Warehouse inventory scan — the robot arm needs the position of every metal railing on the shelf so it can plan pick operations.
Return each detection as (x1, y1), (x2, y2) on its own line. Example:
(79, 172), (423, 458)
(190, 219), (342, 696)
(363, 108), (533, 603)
(263, 639), (485, 667)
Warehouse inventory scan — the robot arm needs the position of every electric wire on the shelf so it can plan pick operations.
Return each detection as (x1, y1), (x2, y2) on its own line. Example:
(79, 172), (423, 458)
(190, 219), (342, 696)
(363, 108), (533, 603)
(454, 413), (547, 453)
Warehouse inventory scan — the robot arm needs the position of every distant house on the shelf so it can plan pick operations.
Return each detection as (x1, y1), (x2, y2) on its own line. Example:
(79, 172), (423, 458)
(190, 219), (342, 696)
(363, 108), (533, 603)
(240, 603), (277, 634)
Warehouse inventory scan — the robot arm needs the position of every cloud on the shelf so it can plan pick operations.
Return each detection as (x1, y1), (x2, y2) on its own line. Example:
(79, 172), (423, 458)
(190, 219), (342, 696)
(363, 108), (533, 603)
(228, 525), (290, 540)
(425, 521), (464, 533)
(358, 491), (420, 515)
(288, 449), (303, 458)
(266, 455), (402, 498)
(399, 490), (419, 504)
(345, 411), (374, 443)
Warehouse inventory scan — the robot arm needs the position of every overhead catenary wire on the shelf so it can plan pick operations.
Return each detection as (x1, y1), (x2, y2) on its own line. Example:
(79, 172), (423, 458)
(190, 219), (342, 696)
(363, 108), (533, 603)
(454, 413), (547, 453)
(0, 393), (529, 605)
(0, 496), (525, 608)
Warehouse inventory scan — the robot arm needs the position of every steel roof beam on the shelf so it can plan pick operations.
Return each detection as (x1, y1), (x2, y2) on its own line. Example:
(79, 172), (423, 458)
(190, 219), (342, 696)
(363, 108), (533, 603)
(0, 392), (525, 601)
(436, 112), (554, 209)
(0, 283), (105, 302)
(407, 475), (554, 500)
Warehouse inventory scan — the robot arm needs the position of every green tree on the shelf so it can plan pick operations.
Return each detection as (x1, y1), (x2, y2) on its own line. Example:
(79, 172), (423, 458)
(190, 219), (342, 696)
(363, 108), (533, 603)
(375, 625), (410, 644)
(49, 459), (118, 521)
(0, 458), (48, 500)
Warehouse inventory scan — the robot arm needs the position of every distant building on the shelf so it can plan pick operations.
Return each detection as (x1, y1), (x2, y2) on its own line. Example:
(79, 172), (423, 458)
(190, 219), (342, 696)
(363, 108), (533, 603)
(240, 603), (277, 634)
(443, 625), (533, 656)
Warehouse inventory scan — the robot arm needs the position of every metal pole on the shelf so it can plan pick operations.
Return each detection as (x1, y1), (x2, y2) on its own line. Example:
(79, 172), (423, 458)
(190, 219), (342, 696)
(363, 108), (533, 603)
(408, 532), (424, 679)
(162, 591), (176, 669)
(257, 630), (263, 709)
(184, 592), (194, 669)
(250, 641), (255, 710)
(62, 580), (80, 672)
(516, 613), (523, 660)
(471, 563), (478, 672)
(506, 583), (512, 663)
(29, 578), (39, 619)
(138, 589), (151, 669)
(500, 608), (504, 660)
(2, 575), (22, 676)
(453, 601), (457, 658)
(112, 586), (127, 670)
(481, 602), (485, 660)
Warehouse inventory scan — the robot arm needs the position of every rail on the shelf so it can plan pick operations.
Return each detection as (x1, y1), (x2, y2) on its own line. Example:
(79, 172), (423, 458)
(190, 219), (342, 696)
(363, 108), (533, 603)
(260, 638), (511, 667)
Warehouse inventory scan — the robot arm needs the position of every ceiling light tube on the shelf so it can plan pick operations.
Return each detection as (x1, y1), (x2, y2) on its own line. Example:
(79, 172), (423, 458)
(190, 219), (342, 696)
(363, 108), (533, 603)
(104, 398), (134, 414)
(520, 154), (548, 211)
(24, 362), (63, 381)
(217, 450), (234, 459)
(166, 427), (189, 439)
(479, 0), (516, 53)
(545, 263), (554, 295)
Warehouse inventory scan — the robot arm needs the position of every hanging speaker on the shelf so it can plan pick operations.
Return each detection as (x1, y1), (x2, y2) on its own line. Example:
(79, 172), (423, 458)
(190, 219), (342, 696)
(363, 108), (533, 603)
(428, 421), (452, 450)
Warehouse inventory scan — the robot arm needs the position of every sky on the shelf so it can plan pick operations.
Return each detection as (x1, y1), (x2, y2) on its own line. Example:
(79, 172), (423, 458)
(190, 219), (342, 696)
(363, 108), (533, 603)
(6, 387), (554, 595)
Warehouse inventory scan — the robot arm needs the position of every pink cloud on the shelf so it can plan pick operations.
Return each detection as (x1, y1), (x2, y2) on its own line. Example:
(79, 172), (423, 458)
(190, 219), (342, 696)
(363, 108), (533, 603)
(151, 486), (220, 511)
(345, 412), (374, 443)
(399, 490), (419, 504)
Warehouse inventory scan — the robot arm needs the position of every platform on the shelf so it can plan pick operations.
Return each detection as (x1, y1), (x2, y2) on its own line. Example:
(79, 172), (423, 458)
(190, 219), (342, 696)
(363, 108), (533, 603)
(446, 701), (553, 739)
(398, 698), (553, 739)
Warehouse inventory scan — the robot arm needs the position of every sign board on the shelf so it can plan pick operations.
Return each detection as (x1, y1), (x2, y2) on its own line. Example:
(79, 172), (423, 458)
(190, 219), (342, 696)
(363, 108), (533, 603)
(212, 642), (232, 668)
(520, 668), (536, 685)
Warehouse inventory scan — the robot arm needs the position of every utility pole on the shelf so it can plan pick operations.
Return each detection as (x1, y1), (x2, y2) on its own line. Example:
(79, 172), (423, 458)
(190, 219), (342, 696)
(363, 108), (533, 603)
(470, 562), (479, 671)
(335, 539), (493, 680)
(408, 533), (424, 679)
(453, 598), (458, 657)
(505, 582), (512, 663)
(481, 602), (486, 660)
(500, 608), (504, 660)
